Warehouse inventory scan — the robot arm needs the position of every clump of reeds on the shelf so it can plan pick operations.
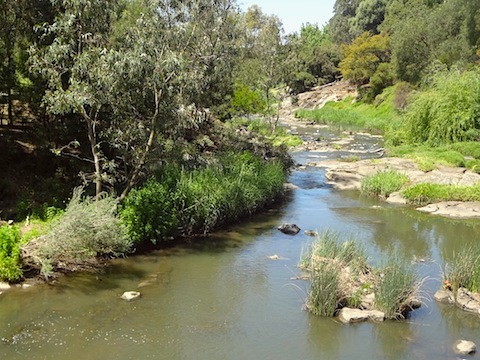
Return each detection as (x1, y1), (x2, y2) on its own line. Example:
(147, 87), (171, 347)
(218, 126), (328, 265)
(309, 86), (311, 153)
(301, 230), (421, 320)
(374, 256), (420, 319)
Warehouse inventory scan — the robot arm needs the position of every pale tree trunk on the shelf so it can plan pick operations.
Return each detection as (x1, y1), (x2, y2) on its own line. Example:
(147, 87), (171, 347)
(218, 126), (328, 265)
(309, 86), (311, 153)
(78, 106), (102, 199)
(119, 87), (162, 202)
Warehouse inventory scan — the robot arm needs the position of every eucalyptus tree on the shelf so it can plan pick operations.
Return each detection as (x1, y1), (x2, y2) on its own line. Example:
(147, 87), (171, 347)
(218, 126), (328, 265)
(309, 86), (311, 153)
(31, 0), (240, 199)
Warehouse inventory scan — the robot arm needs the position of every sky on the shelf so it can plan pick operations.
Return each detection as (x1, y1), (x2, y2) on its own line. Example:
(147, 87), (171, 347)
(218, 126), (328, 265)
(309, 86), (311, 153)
(239, 0), (336, 35)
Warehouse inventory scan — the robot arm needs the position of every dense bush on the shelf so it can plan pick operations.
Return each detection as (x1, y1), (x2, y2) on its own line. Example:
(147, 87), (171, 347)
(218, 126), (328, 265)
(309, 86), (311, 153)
(405, 68), (480, 145)
(0, 225), (23, 282)
(121, 151), (287, 244)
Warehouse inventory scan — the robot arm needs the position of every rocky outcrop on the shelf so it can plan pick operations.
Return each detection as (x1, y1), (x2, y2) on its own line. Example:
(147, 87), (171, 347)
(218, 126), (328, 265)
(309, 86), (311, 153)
(338, 307), (385, 324)
(417, 202), (480, 218)
(453, 340), (476, 355)
(312, 157), (480, 219)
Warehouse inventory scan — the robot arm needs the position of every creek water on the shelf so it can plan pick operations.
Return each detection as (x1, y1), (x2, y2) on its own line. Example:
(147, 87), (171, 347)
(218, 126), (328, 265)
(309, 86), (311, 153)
(2, 125), (480, 360)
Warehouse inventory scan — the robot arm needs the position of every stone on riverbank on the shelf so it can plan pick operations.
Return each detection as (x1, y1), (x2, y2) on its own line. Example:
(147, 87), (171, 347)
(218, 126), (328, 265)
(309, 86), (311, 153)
(0, 282), (11, 290)
(453, 340), (476, 355)
(338, 307), (385, 324)
(121, 291), (141, 301)
(434, 289), (455, 304)
(456, 288), (480, 313)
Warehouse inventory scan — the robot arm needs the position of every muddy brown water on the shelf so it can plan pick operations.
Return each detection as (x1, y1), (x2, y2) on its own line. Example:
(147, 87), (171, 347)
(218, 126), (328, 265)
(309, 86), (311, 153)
(1, 125), (480, 359)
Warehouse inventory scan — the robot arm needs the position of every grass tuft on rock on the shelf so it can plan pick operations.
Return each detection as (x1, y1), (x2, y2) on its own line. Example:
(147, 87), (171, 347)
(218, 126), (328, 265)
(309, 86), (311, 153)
(444, 246), (480, 293)
(361, 170), (409, 198)
(301, 230), (421, 320)
(375, 256), (420, 319)
(402, 183), (480, 206)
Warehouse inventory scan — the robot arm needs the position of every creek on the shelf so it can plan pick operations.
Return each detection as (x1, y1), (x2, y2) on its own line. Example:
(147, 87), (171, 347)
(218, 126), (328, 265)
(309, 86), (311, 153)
(2, 123), (480, 360)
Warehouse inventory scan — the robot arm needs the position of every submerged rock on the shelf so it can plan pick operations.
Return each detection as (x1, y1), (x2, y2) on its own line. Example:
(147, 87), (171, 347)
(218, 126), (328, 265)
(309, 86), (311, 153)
(304, 230), (318, 237)
(121, 291), (141, 302)
(338, 307), (385, 324)
(277, 223), (301, 235)
(453, 340), (476, 355)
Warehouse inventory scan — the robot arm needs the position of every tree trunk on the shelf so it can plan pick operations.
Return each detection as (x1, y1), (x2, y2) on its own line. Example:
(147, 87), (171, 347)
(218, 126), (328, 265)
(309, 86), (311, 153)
(78, 106), (102, 199)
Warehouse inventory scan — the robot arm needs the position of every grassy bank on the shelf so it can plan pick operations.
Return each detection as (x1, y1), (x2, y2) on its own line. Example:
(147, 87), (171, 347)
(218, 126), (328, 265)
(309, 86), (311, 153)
(1, 150), (288, 282)
(295, 86), (401, 134)
(301, 230), (420, 319)
(121, 151), (287, 244)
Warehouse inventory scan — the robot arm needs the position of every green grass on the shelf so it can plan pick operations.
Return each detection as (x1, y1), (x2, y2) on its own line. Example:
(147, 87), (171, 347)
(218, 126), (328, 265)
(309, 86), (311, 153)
(295, 86), (402, 134)
(306, 262), (343, 317)
(402, 183), (480, 206)
(444, 246), (480, 293)
(389, 144), (469, 171)
(121, 151), (288, 244)
(375, 256), (419, 319)
(361, 170), (409, 198)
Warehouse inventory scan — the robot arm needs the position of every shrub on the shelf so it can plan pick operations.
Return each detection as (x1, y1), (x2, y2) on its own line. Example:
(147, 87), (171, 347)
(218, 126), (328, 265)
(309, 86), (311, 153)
(36, 188), (132, 276)
(361, 170), (409, 198)
(0, 225), (23, 282)
(120, 179), (179, 244)
(405, 68), (480, 145)
(375, 256), (419, 319)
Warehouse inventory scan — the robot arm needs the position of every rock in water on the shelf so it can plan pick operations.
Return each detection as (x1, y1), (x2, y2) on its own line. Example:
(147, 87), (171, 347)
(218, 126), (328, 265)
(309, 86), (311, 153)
(453, 340), (476, 355)
(434, 289), (455, 304)
(338, 308), (385, 324)
(277, 223), (301, 235)
(121, 291), (141, 301)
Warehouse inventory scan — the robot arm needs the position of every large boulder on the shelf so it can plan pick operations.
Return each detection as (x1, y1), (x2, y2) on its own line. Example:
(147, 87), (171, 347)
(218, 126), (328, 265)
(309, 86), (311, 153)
(338, 307), (385, 324)
(277, 223), (301, 235)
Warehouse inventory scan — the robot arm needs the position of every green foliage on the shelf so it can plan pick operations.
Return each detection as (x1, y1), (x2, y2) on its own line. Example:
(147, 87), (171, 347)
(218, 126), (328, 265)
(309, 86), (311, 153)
(361, 170), (409, 198)
(36, 188), (132, 275)
(405, 68), (480, 145)
(402, 183), (480, 206)
(284, 24), (340, 93)
(230, 83), (266, 116)
(0, 225), (22, 282)
(121, 151), (287, 244)
(375, 256), (419, 319)
(120, 180), (179, 245)
(339, 32), (391, 85)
